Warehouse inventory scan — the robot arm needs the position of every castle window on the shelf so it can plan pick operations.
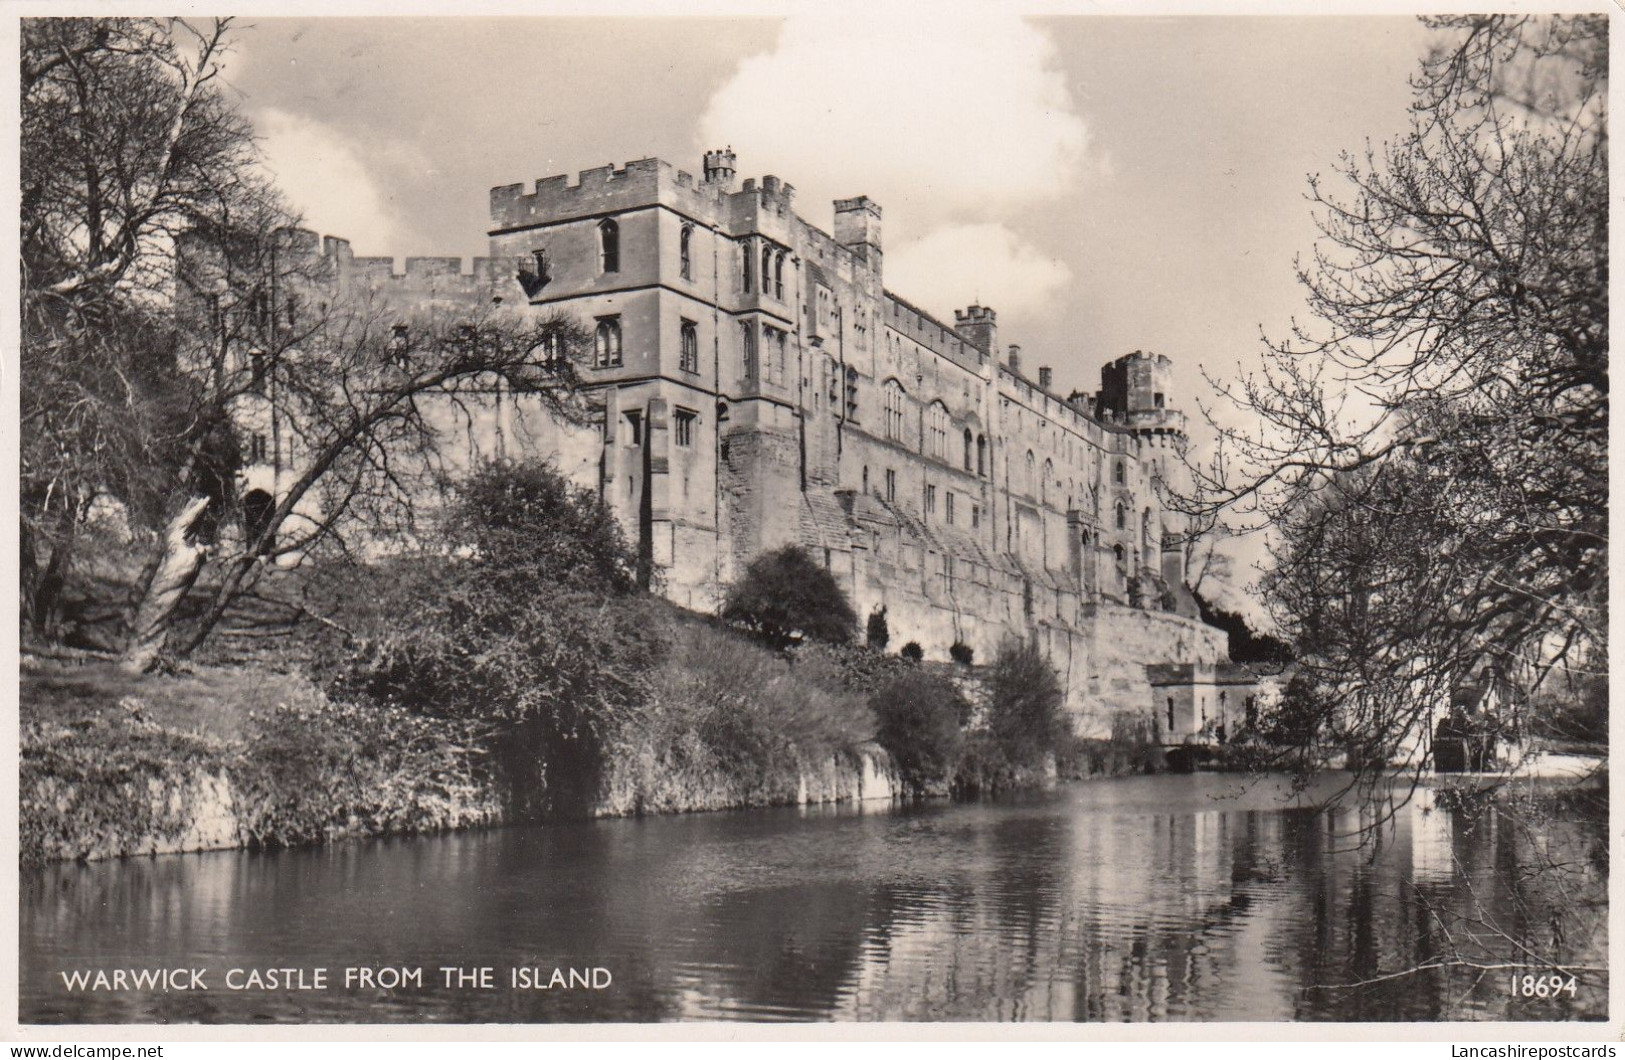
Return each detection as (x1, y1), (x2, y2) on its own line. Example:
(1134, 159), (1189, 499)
(740, 321), (757, 382)
(388, 323), (410, 366)
(537, 330), (564, 365)
(884, 380), (906, 441)
(977, 435), (987, 476)
(927, 402), (949, 460)
(674, 408), (696, 447)
(845, 366), (859, 420)
(679, 225), (693, 280)
(285, 295), (298, 329)
(925, 483), (937, 515)
(963, 428), (974, 471)
(594, 316), (623, 368)
(885, 468), (897, 503)
(772, 328), (787, 386)
(1116, 502), (1126, 530)
(774, 252), (785, 300)
(945, 491), (955, 524)
(1114, 460), (1125, 485)
(762, 246), (773, 298)
(624, 410), (643, 446)
(971, 503), (980, 529)
(248, 351), (268, 394)
(680, 319), (699, 373)
(1154, 392), (1165, 409)
(1042, 458), (1054, 505)
(1026, 450), (1036, 496)
(597, 218), (620, 274)
(249, 432), (268, 463)
(1167, 697), (1175, 733)
(862, 466), (869, 494)
(742, 242), (753, 293)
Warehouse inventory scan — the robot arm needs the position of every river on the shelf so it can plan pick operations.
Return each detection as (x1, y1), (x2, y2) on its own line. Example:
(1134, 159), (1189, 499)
(21, 772), (1607, 1023)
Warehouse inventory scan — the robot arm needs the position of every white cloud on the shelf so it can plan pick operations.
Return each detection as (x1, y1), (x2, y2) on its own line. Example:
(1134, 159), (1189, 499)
(697, 10), (1088, 236)
(254, 108), (401, 255)
(886, 223), (1071, 321)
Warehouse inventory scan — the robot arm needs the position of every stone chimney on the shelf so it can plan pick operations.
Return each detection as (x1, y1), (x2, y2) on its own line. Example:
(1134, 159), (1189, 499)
(1039, 366), (1053, 391)
(1008, 344), (1022, 375)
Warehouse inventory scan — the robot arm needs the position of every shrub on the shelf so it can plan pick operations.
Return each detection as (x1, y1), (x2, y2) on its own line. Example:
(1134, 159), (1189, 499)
(345, 460), (660, 819)
(985, 636), (1068, 770)
(949, 640), (974, 666)
(722, 545), (858, 651)
(871, 670), (969, 794)
(900, 640), (924, 662)
(866, 605), (890, 650)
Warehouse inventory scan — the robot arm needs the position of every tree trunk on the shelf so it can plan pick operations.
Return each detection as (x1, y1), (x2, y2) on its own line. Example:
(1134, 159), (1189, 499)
(119, 495), (212, 674)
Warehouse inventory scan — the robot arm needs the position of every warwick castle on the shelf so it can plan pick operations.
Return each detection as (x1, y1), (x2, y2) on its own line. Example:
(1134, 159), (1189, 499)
(222, 151), (1242, 739)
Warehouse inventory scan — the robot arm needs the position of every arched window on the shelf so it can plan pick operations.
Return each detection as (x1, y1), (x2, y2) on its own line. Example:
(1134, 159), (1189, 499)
(1042, 458), (1054, 504)
(884, 380), (907, 441)
(1025, 450), (1036, 496)
(594, 316), (622, 367)
(927, 402), (949, 459)
(963, 428), (974, 471)
(774, 252), (786, 299)
(680, 319), (699, 373)
(1116, 502), (1126, 530)
(597, 219), (620, 274)
(740, 321), (757, 382)
(679, 225), (693, 280)
(761, 246), (773, 297)
(977, 435), (987, 476)
(1113, 459), (1125, 485)
(742, 242), (754, 293)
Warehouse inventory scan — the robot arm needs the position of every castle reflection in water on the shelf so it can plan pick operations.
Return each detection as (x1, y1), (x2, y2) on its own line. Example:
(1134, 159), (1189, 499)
(22, 775), (1607, 1024)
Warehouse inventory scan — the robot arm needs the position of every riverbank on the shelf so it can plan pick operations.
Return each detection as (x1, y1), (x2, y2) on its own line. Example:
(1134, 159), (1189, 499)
(19, 653), (909, 864)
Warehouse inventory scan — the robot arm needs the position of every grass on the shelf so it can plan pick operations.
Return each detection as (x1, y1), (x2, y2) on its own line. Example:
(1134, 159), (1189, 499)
(20, 658), (316, 743)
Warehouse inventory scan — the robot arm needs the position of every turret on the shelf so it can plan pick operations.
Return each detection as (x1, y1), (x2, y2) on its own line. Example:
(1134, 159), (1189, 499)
(703, 147), (737, 189)
(953, 304), (998, 356)
(834, 196), (882, 270)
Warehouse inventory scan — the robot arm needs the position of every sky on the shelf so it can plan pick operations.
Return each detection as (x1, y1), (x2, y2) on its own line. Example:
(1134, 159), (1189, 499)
(222, 12), (1440, 612)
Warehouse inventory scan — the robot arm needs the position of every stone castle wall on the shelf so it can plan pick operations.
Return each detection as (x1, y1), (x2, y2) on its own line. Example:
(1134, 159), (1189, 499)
(205, 153), (1232, 737)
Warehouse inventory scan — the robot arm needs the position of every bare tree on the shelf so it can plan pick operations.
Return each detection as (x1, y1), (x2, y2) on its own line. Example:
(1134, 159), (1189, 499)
(148, 300), (595, 670)
(1191, 15), (1606, 768)
(20, 17), (284, 635)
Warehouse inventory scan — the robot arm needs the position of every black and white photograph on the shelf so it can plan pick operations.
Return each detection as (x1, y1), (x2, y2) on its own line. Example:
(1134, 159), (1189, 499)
(10, 3), (1611, 1032)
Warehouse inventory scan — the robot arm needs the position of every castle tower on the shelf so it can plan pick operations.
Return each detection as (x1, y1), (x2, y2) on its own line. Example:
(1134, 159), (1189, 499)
(1094, 351), (1192, 587)
(953, 305), (998, 358)
(703, 147), (737, 189)
(833, 196), (882, 272)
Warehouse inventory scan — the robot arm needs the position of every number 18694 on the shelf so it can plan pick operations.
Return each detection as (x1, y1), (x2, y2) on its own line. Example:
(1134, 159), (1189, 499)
(1510, 974), (1578, 998)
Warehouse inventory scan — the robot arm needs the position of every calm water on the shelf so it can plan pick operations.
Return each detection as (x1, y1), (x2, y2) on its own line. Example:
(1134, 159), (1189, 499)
(21, 772), (1607, 1023)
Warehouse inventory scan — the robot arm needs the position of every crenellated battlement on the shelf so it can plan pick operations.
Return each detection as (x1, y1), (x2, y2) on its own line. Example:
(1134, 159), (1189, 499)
(488, 152), (807, 235)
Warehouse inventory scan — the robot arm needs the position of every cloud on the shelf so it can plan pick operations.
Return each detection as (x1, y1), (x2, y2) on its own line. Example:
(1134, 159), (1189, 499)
(253, 108), (401, 255)
(885, 223), (1071, 321)
(697, 10), (1087, 237)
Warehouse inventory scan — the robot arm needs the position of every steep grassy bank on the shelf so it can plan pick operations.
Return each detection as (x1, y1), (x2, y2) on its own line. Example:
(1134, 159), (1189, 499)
(20, 620), (904, 863)
(20, 660), (500, 863)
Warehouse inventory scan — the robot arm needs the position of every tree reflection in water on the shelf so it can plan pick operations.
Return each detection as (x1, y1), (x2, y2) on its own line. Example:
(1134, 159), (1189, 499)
(22, 774), (1607, 1023)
